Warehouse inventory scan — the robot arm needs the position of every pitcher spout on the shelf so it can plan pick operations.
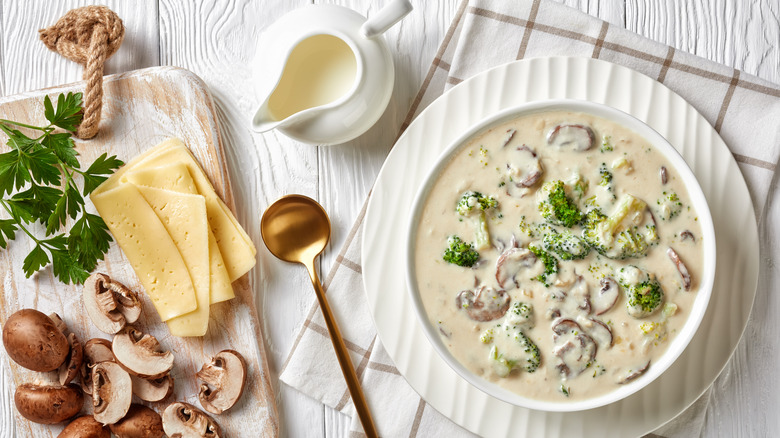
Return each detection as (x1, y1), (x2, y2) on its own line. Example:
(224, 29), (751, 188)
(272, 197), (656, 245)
(251, 100), (284, 133)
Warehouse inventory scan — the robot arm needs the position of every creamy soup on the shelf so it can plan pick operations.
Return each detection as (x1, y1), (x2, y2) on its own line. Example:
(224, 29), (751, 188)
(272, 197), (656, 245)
(413, 111), (703, 402)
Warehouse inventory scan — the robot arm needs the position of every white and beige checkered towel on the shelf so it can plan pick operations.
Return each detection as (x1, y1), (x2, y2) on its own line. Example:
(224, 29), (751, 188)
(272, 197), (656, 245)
(280, 0), (780, 436)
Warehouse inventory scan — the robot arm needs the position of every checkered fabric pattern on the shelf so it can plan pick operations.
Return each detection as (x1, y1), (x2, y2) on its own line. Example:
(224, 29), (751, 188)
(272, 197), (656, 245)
(279, 0), (780, 436)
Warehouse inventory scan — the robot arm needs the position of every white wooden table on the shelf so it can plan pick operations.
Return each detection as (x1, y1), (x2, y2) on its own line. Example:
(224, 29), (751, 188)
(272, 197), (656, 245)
(1, 1), (778, 437)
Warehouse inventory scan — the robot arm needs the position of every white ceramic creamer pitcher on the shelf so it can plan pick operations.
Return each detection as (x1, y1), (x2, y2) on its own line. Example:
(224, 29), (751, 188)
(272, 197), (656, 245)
(251, 1), (413, 145)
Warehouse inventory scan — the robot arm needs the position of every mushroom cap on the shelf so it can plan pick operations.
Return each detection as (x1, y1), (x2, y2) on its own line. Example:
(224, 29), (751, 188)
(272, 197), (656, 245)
(59, 415), (110, 438)
(82, 273), (142, 335)
(196, 350), (247, 414)
(2, 309), (70, 372)
(109, 404), (164, 438)
(130, 373), (174, 402)
(112, 327), (174, 379)
(92, 361), (132, 425)
(80, 339), (115, 395)
(14, 383), (83, 424)
(59, 333), (84, 385)
(163, 402), (223, 438)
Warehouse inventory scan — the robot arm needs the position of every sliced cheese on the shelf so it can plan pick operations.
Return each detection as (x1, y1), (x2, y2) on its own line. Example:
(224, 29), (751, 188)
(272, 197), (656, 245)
(137, 186), (211, 337)
(206, 227), (235, 303)
(124, 162), (199, 194)
(91, 184), (197, 321)
(104, 139), (256, 281)
(92, 138), (181, 196)
(126, 163), (234, 303)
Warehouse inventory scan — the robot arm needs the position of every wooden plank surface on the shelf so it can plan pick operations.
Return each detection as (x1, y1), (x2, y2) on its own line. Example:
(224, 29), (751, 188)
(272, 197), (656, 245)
(0, 67), (277, 437)
(1, 1), (780, 437)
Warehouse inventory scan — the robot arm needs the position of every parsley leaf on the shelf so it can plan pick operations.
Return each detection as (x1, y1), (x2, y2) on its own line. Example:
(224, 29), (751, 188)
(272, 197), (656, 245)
(82, 153), (123, 195)
(22, 244), (50, 278)
(0, 219), (17, 248)
(44, 93), (83, 133)
(51, 248), (90, 285)
(41, 132), (79, 168)
(0, 149), (32, 195)
(68, 213), (112, 272)
(0, 93), (120, 284)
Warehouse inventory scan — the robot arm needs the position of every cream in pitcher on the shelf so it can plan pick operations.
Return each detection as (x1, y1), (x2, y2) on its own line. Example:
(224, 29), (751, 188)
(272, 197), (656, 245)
(251, 1), (412, 145)
(266, 35), (358, 121)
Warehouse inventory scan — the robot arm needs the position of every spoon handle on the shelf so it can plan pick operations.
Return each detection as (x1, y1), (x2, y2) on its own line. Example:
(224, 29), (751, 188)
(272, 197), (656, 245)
(305, 260), (379, 438)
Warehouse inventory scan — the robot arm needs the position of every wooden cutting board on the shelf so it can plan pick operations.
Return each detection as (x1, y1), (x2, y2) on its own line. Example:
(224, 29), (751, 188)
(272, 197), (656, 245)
(0, 67), (278, 437)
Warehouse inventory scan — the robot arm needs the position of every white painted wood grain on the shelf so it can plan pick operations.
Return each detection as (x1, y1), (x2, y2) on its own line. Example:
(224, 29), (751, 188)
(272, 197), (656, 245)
(1, 0), (159, 95)
(559, 0), (625, 25)
(626, 0), (780, 84)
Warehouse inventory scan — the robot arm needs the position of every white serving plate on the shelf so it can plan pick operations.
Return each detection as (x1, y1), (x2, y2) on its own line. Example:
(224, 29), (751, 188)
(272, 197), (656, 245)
(363, 57), (758, 437)
(404, 99), (717, 413)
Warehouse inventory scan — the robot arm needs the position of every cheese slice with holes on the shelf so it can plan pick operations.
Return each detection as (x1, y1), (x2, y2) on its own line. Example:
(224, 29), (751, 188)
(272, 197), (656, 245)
(137, 186), (210, 337)
(91, 184), (197, 321)
(94, 138), (256, 281)
(126, 163), (234, 303)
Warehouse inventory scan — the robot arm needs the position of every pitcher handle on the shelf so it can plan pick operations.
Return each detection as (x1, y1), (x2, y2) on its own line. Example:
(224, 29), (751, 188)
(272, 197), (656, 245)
(360, 0), (413, 39)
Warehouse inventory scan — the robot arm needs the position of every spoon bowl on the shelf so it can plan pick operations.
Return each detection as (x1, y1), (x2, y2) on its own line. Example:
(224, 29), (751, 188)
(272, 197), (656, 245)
(261, 195), (331, 263)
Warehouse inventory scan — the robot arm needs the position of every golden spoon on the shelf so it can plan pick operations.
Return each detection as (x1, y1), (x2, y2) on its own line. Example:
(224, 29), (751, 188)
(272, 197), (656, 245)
(261, 194), (378, 438)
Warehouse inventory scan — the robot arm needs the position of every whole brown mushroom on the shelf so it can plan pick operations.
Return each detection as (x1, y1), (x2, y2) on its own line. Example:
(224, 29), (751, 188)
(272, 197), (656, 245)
(58, 415), (110, 438)
(2, 309), (70, 372)
(109, 404), (164, 438)
(14, 383), (83, 424)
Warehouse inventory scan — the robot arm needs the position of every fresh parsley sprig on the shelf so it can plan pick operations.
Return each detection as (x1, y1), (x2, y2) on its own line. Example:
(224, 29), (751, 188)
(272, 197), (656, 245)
(0, 92), (123, 284)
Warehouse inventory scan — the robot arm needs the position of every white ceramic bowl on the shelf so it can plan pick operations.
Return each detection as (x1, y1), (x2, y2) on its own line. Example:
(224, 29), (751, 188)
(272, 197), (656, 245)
(405, 99), (716, 412)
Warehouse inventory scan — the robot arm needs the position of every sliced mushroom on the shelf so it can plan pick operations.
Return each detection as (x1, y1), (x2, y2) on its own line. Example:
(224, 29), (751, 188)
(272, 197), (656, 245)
(551, 318), (581, 337)
(46, 313), (84, 385)
(455, 286), (511, 322)
(83, 273), (142, 335)
(680, 230), (696, 242)
(130, 373), (173, 402)
(110, 404), (164, 438)
(618, 360), (651, 384)
(48, 312), (68, 333)
(495, 247), (537, 289)
(667, 247), (692, 291)
(14, 383), (83, 424)
(571, 276), (591, 314)
(162, 402), (223, 438)
(112, 327), (174, 379)
(592, 277), (619, 315)
(80, 339), (115, 396)
(660, 166), (668, 185)
(92, 361), (132, 425)
(547, 124), (595, 151)
(59, 333), (83, 385)
(553, 333), (597, 378)
(500, 129), (516, 147)
(505, 146), (544, 196)
(197, 350), (248, 414)
(547, 276), (590, 316)
(586, 318), (613, 349)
